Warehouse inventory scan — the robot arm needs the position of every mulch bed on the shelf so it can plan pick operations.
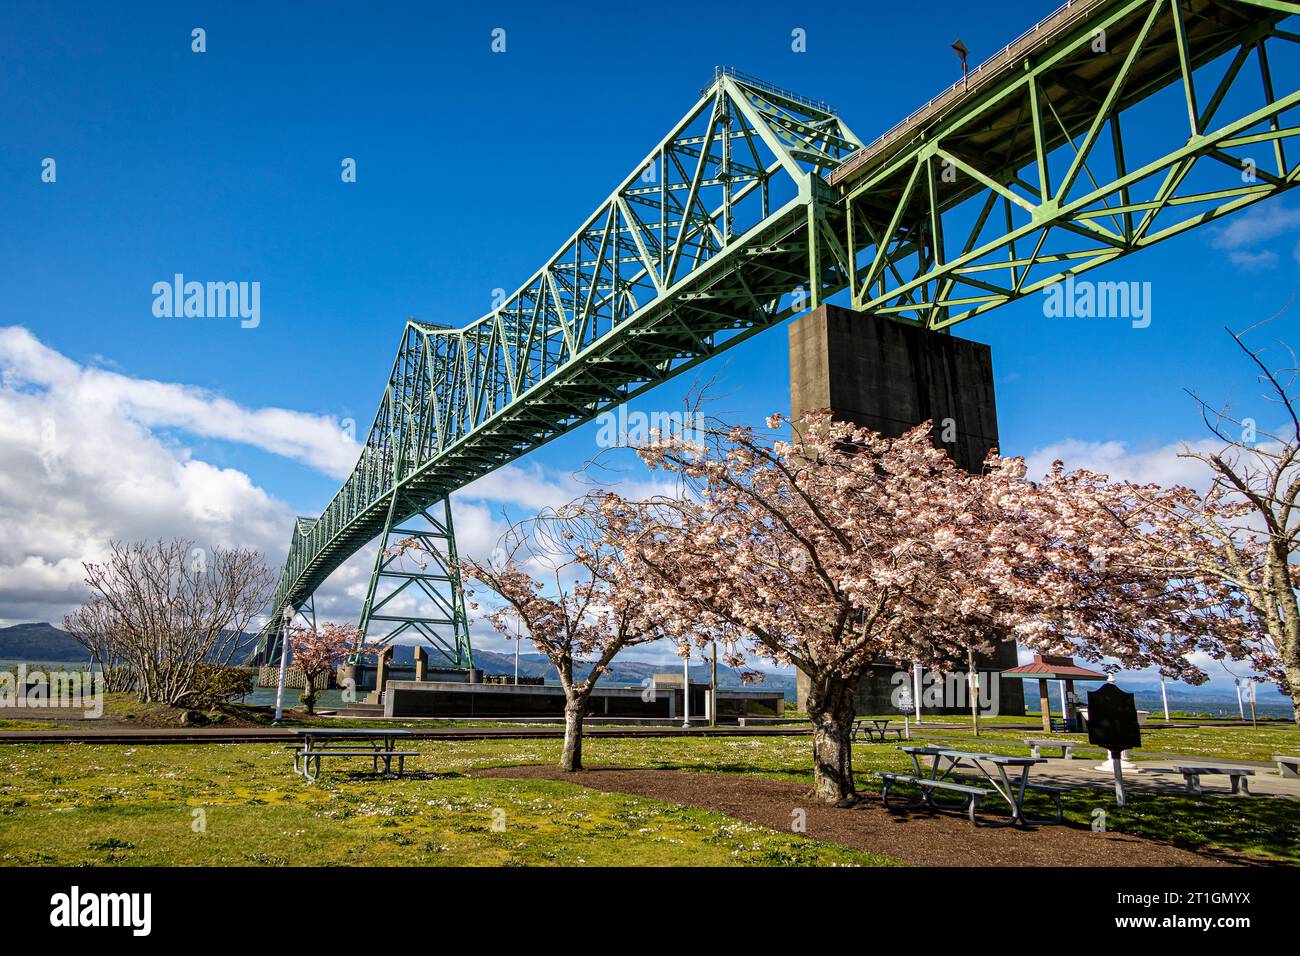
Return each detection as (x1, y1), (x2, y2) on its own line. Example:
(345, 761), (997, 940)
(473, 765), (1260, 867)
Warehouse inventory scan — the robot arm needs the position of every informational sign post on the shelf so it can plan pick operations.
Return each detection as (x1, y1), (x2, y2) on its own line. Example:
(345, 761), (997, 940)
(1087, 683), (1142, 806)
(896, 687), (914, 740)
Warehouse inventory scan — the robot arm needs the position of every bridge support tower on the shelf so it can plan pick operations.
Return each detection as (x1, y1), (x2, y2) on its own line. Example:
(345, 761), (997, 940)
(789, 304), (1025, 716)
(355, 495), (474, 670)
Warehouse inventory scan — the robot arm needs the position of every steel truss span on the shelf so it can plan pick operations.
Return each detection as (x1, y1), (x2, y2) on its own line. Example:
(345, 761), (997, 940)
(258, 0), (1300, 665)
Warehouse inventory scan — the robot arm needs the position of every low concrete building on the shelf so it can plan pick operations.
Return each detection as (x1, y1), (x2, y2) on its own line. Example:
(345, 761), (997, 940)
(382, 677), (784, 721)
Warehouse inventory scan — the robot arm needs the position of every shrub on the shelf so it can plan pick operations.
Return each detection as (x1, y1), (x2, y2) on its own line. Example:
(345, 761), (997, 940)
(189, 664), (254, 709)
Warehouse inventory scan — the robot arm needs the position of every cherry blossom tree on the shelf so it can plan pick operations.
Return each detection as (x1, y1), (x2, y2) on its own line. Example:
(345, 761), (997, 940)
(452, 504), (670, 772)
(604, 411), (1217, 804)
(286, 622), (380, 715)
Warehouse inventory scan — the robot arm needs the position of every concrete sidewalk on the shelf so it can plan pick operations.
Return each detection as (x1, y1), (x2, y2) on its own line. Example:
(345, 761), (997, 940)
(0, 724), (812, 745)
(1028, 756), (1300, 799)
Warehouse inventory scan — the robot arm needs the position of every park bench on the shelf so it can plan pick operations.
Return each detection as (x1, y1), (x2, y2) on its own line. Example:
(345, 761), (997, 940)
(947, 772), (1070, 823)
(294, 746), (418, 781)
(878, 770), (992, 825)
(1172, 764), (1255, 795)
(1025, 738), (1075, 759)
(1274, 755), (1300, 779)
(1022, 782), (1069, 823)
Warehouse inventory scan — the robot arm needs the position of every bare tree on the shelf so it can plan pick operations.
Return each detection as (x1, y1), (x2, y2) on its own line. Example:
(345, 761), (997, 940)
(79, 539), (273, 708)
(1121, 316), (1300, 725)
(62, 596), (135, 693)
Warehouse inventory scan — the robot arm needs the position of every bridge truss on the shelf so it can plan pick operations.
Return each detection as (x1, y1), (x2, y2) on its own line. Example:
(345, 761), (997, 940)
(258, 0), (1300, 666)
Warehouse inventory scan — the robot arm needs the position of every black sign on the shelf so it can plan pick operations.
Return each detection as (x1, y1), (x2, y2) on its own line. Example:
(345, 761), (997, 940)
(1087, 683), (1141, 753)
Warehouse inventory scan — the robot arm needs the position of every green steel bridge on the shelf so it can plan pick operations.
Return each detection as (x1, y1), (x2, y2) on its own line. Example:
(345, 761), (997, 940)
(256, 0), (1300, 666)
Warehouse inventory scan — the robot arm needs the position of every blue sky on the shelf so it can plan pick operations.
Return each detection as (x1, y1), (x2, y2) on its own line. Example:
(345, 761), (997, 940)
(2, 2), (1296, 696)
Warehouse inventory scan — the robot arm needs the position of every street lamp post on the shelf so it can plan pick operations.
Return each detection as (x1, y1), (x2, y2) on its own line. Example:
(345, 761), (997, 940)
(513, 615), (521, 685)
(709, 640), (717, 728)
(682, 649), (691, 729)
(272, 604), (294, 726)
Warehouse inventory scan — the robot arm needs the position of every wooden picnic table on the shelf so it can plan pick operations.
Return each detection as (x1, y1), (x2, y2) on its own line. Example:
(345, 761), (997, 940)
(288, 728), (416, 781)
(898, 745), (1063, 826)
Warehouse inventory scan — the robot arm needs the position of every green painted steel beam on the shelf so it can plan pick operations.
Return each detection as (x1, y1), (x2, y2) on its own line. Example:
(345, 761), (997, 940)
(255, 70), (861, 659)
(835, 0), (1300, 330)
(257, 0), (1300, 663)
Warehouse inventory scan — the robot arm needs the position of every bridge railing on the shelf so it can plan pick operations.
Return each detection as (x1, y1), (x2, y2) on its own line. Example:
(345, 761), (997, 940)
(831, 0), (1108, 187)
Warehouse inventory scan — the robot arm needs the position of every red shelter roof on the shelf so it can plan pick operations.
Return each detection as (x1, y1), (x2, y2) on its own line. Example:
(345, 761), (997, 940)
(1000, 654), (1108, 681)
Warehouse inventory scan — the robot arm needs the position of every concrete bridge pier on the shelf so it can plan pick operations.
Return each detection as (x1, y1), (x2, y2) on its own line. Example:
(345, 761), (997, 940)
(789, 304), (1024, 717)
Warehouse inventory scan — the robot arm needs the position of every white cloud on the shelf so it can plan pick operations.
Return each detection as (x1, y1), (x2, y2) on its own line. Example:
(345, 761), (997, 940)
(0, 327), (607, 643)
(0, 326), (360, 479)
(1209, 201), (1300, 255)
(0, 328), (321, 626)
(1023, 436), (1221, 490)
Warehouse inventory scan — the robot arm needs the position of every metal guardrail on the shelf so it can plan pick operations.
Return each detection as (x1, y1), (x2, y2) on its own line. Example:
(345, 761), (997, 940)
(829, 0), (1109, 186)
(709, 65), (839, 115)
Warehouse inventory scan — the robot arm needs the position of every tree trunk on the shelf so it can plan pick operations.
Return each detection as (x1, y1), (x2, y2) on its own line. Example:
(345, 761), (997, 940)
(967, 648), (980, 737)
(1287, 664), (1300, 731)
(560, 697), (589, 772)
(806, 672), (858, 805)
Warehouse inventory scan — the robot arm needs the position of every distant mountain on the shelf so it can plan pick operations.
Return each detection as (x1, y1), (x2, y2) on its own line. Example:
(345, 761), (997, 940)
(0, 622), (90, 662)
(0, 622), (258, 664)
(1125, 688), (1294, 719)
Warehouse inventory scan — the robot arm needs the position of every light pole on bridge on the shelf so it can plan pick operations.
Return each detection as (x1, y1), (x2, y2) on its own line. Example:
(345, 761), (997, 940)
(272, 604), (294, 727)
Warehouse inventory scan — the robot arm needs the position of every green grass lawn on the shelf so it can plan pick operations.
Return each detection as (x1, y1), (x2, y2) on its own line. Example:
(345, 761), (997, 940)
(0, 739), (893, 867)
(0, 733), (1296, 865)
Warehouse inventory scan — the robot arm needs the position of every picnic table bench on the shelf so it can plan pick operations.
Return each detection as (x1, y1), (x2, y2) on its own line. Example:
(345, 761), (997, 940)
(1025, 738), (1076, 759)
(288, 728), (417, 781)
(852, 718), (905, 743)
(885, 745), (1069, 826)
(1172, 764), (1255, 795)
(878, 771), (991, 824)
(1275, 755), (1300, 779)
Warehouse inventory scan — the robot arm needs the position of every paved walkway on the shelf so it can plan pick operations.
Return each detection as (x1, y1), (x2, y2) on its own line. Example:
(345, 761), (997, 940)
(1028, 755), (1300, 799)
(0, 724), (809, 744)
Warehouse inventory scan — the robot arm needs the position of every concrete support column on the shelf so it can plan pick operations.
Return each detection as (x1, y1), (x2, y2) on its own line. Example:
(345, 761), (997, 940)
(789, 303), (999, 471)
(413, 646), (427, 682)
(376, 647), (392, 697)
(1039, 678), (1052, 733)
(789, 305), (1024, 718)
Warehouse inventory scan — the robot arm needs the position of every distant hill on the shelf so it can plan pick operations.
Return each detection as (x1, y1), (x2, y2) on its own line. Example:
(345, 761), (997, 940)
(0, 622), (258, 664)
(0, 623), (90, 662)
